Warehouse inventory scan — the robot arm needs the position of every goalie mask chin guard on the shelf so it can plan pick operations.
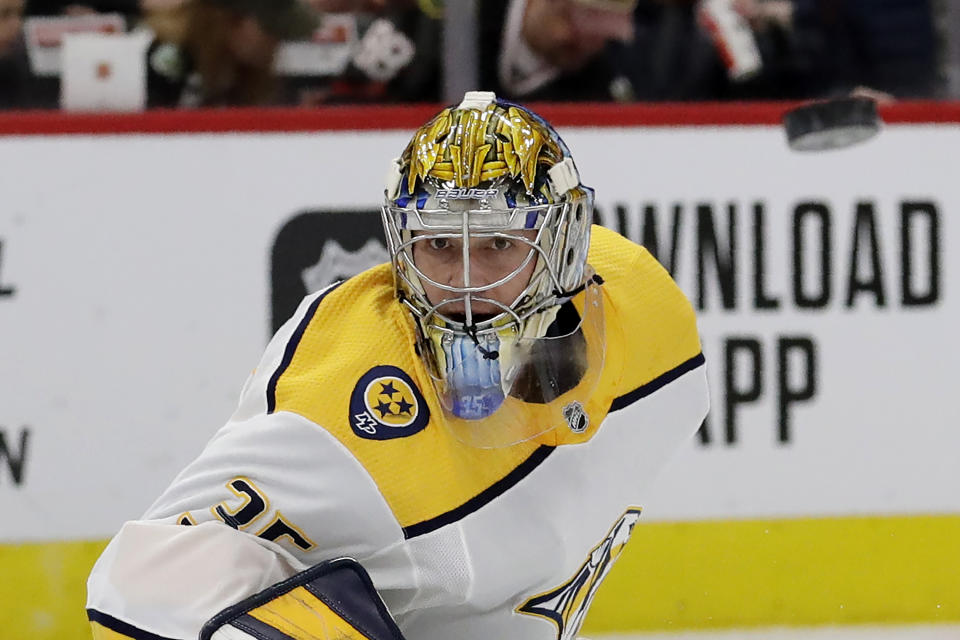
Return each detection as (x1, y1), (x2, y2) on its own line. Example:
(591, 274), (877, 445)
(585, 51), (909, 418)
(381, 91), (604, 448)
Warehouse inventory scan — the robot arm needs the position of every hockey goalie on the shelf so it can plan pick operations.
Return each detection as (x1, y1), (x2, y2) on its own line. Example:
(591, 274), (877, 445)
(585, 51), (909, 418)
(86, 92), (709, 640)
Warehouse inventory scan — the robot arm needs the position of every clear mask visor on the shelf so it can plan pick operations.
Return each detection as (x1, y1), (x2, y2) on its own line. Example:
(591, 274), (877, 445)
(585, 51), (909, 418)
(426, 276), (605, 449)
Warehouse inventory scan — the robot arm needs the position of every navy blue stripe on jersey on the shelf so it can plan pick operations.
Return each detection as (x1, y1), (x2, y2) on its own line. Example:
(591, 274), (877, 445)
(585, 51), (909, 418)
(402, 445), (555, 539)
(87, 610), (179, 640)
(266, 282), (344, 414)
(609, 352), (706, 413)
(231, 614), (296, 640)
(303, 558), (406, 640)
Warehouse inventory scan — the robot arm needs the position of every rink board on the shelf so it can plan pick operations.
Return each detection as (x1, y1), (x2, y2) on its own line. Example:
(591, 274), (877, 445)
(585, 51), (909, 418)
(0, 103), (957, 638)
(3, 514), (959, 638)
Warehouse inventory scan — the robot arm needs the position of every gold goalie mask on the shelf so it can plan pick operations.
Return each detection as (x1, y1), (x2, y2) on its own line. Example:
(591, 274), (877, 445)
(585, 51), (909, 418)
(381, 92), (605, 448)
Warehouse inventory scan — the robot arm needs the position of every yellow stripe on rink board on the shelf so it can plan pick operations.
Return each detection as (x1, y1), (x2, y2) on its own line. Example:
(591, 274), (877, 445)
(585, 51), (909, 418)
(90, 621), (136, 639)
(0, 539), (108, 640)
(583, 514), (960, 633)
(2, 515), (959, 640)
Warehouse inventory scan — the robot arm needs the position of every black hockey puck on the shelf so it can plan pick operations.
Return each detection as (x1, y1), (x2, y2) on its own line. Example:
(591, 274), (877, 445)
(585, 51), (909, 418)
(783, 97), (881, 152)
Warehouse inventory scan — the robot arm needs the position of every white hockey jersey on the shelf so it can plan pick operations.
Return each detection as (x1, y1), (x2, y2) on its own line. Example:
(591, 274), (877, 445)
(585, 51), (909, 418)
(87, 225), (709, 640)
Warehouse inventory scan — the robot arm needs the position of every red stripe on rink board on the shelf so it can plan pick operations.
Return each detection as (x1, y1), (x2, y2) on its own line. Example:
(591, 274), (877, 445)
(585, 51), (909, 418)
(0, 101), (959, 136)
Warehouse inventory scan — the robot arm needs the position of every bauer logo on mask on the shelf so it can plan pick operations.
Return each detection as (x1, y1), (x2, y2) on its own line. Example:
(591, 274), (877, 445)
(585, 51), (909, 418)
(349, 366), (430, 440)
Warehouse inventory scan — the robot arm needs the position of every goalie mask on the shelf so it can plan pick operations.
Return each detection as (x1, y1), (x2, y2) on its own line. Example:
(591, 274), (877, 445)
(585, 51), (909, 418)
(381, 91), (605, 448)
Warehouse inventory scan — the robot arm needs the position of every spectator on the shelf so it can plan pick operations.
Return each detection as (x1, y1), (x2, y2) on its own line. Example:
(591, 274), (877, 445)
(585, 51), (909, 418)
(288, 6), (441, 105)
(26, 0), (134, 17)
(625, 0), (728, 101)
(481, 0), (640, 101)
(622, 0), (817, 102)
(302, 0), (395, 11)
(628, 0), (938, 101)
(26, 0), (185, 19)
(0, 0), (33, 108)
(933, 0), (960, 98)
(791, 0), (939, 98)
(297, 0), (737, 105)
(142, 0), (319, 107)
(0, 0), (23, 56)
(493, 0), (752, 103)
(703, 0), (820, 100)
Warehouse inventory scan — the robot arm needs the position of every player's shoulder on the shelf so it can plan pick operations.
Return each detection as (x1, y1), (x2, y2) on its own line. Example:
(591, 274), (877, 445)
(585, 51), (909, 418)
(301, 262), (397, 333)
(233, 265), (553, 539)
(145, 410), (404, 554)
(587, 225), (704, 404)
(268, 262), (423, 419)
(286, 262), (406, 368)
(588, 224), (684, 302)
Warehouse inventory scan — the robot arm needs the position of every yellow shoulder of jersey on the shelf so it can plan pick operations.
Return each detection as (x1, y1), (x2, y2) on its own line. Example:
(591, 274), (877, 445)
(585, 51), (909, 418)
(267, 229), (702, 535)
(270, 263), (421, 423)
(269, 264), (545, 537)
(587, 224), (704, 412)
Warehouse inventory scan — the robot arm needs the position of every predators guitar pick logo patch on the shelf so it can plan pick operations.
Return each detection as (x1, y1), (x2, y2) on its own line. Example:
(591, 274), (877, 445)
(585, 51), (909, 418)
(349, 366), (430, 440)
(518, 508), (642, 640)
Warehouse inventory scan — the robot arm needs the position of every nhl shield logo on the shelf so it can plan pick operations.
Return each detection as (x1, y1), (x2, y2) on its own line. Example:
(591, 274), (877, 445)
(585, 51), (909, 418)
(562, 401), (588, 433)
(300, 238), (389, 294)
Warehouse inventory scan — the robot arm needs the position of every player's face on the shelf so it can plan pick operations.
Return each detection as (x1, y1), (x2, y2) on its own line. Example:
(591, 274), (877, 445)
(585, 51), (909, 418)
(412, 230), (539, 318)
(522, 0), (626, 71)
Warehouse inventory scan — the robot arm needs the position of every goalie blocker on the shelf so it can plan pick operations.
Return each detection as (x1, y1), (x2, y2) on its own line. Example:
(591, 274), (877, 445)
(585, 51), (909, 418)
(201, 558), (405, 640)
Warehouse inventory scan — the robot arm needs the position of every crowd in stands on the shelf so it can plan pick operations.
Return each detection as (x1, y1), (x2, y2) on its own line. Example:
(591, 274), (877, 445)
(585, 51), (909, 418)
(0, 0), (947, 110)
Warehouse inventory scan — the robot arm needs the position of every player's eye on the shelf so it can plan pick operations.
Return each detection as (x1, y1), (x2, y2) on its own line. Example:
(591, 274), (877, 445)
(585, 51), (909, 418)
(491, 237), (513, 251)
(427, 237), (451, 251)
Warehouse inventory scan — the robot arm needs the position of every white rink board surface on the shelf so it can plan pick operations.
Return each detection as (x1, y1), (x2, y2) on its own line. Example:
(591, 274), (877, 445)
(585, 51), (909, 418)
(0, 124), (956, 541)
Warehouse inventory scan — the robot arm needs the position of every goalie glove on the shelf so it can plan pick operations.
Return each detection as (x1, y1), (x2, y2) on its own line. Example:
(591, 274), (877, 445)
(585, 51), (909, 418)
(200, 558), (406, 640)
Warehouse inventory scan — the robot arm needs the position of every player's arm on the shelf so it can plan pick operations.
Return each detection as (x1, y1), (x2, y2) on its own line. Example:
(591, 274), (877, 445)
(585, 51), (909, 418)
(88, 287), (409, 639)
(200, 558), (406, 640)
(87, 519), (306, 640)
(87, 413), (406, 640)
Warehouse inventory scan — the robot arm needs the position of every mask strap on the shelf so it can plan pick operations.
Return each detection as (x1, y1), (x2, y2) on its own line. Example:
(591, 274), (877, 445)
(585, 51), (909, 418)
(465, 323), (500, 361)
(553, 272), (605, 301)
